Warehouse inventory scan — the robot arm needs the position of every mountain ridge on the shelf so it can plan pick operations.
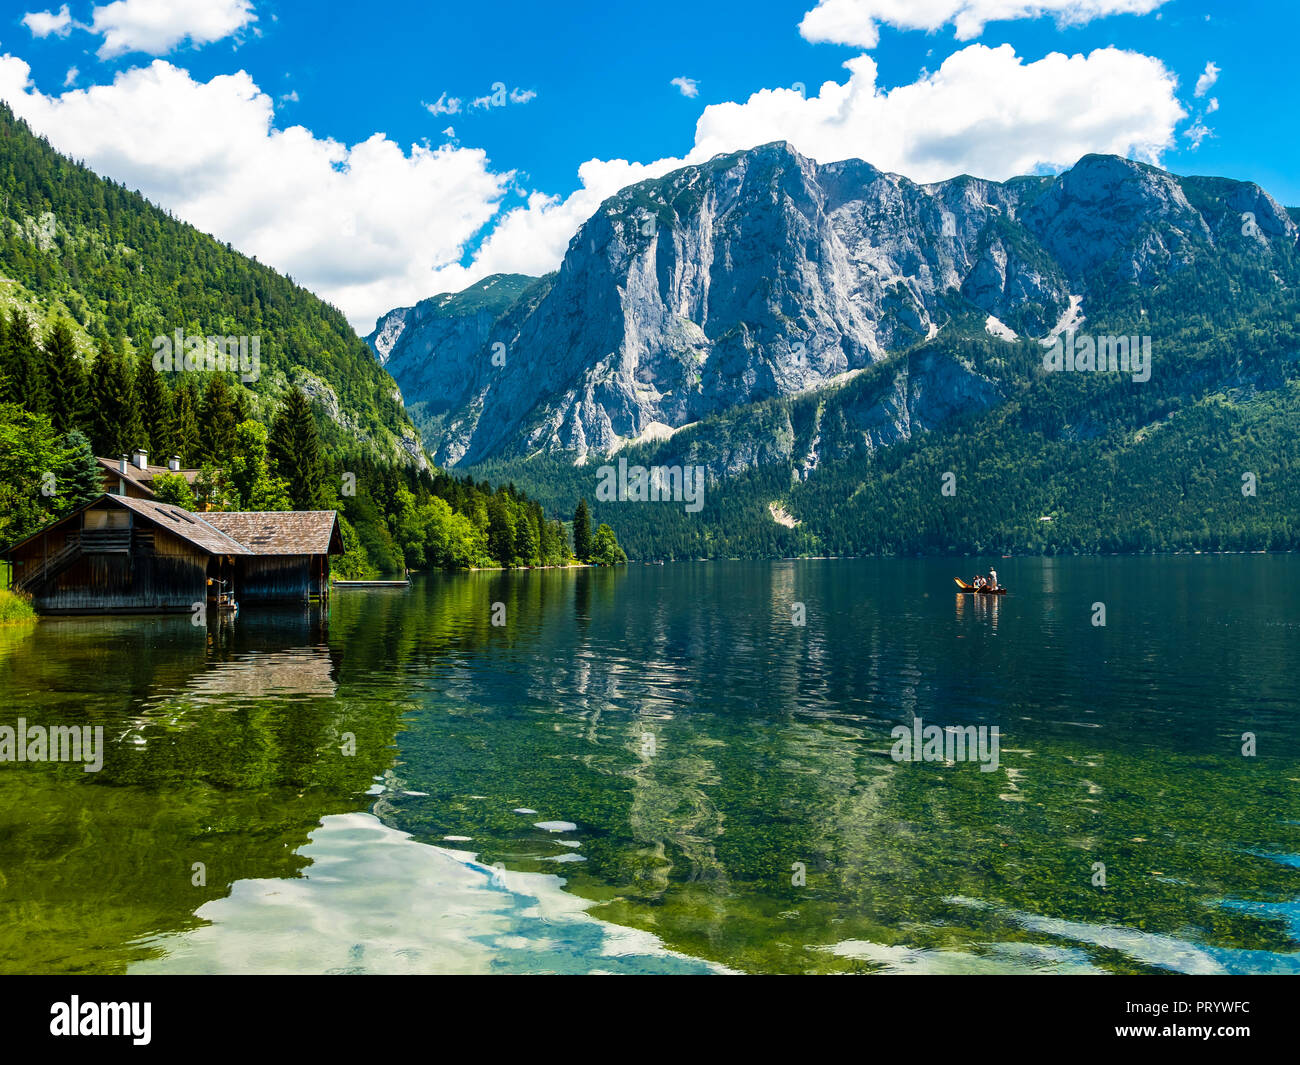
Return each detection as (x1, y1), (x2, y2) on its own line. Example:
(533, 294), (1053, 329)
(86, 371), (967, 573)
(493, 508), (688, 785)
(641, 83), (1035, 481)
(367, 142), (1297, 473)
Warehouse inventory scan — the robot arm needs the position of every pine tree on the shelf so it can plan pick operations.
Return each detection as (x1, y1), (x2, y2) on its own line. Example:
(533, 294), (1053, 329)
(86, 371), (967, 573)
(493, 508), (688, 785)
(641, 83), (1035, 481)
(486, 494), (515, 565)
(134, 348), (171, 456)
(56, 429), (103, 508)
(573, 498), (592, 561)
(516, 510), (540, 565)
(200, 373), (238, 463)
(268, 386), (324, 510)
(1, 310), (45, 411)
(85, 340), (145, 459)
(171, 381), (201, 466)
(43, 319), (85, 435)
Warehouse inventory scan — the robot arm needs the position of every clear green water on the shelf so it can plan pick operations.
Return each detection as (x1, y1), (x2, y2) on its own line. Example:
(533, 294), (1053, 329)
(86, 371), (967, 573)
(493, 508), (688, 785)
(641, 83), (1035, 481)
(1, 557), (1298, 975)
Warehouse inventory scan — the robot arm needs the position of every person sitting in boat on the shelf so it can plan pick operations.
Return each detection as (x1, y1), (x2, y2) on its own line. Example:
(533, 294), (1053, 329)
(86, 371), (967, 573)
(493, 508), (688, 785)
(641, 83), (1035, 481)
(988, 568), (998, 590)
(973, 575), (985, 589)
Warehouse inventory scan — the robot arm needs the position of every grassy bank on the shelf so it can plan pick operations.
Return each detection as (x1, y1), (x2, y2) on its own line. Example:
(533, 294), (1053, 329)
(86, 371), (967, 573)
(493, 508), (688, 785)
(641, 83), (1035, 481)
(0, 588), (37, 624)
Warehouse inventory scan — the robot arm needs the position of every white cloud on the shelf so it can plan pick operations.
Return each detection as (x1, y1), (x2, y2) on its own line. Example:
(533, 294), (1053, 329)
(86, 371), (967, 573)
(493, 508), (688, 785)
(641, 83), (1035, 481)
(509, 87), (536, 104)
(425, 43), (1186, 304)
(1183, 118), (1211, 149)
(63, 65), (79, 87)
(799, 0), (1171, 49)
(1204, 96), (1217, 113)
(21, 5), (74, 38)
(0, 56), (511, 331)
(90, 0), (257, 59)
(689, 45), (1185, 183)
(671, 76), (699, 98)
(1193, 60), (1218, 97)
(0, 36), (1188, 334)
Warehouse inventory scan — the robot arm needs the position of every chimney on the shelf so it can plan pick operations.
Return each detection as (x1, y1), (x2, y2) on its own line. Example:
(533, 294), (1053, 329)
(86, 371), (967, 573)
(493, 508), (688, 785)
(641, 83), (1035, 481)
(119, 454), (129, 474)
(168, 455), (181, 473)
(132, 447), (148, 470)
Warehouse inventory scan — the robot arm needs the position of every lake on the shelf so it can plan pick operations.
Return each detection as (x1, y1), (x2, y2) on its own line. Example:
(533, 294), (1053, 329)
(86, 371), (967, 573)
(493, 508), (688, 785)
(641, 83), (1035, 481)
(1, 557), (1298, 974)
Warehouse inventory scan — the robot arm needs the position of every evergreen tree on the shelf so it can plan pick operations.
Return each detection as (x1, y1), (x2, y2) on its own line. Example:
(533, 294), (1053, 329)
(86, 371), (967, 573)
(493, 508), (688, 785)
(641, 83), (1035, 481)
(55, 428), (103, 508)
(87, 339), (142, 457)
(171, 381), (201, 466)
(486, 494), (515, 565)
(134, 348), (171, 457)
(268, 387), (324, 510)
(200, 373), (239, 463)
(516, 510), (540, 565)
(43, 319), (85, 435)
(1, 310), (45, 411)
(573, 498), (592, 561)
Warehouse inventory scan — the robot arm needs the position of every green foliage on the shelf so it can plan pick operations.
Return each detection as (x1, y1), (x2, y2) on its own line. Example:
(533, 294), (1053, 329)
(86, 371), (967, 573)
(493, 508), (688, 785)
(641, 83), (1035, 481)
(0, 104), (629, 576)
(0, 402), (76, 546)
(43, 319), (84, 435)
(588, 523), (627, 566)
(227, 420), (290, 512)
(269, 387), (323, 510)
(56, 429), (103, 510)
(0, 587), (36, 624)
(151, 471), (196, 509)
(573, 498), (592, 561)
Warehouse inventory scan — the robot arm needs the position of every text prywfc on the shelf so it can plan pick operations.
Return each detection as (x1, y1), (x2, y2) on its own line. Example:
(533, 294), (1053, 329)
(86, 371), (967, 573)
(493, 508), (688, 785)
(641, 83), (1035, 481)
(0, 719), (104, 772)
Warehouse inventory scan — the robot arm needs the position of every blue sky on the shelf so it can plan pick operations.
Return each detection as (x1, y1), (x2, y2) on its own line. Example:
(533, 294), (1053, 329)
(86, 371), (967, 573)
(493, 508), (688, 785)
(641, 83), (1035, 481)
(2, 0), (1294, 329)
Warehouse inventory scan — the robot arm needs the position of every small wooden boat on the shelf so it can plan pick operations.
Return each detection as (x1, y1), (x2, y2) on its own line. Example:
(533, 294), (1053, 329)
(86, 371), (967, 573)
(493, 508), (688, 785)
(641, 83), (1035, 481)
(332, 579), (411, 588)
(954, 578), (1007, 594)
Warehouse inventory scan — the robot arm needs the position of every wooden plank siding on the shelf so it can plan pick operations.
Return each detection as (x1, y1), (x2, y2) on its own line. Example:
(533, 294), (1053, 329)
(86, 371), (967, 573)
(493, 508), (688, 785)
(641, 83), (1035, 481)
(13, 520), (208, 615)
(237, 556), (315, 603)
(3, 495), (340, 616)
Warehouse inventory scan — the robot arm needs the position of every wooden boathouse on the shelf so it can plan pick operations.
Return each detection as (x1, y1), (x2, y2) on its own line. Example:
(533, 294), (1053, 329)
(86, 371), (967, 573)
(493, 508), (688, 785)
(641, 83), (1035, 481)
(3, 494), (342, 614)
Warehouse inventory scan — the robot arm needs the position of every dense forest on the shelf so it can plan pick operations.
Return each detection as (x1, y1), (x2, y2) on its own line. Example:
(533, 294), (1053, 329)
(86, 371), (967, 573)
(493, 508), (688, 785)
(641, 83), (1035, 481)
(0, 103), (624, 577)
(471, 251), (1300, 559)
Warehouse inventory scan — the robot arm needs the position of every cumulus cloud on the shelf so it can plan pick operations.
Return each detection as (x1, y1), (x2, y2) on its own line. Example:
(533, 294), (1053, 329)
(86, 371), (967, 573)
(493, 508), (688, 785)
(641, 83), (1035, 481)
(426, 44), (1186, 305)
(1194, 60), (1218, 97)
(21, 5), (74, 38)
(689, 45), (1185, 182)
(799, 0), (1171, 49)
(0, 35), (1188, 333)
(671, 76), (699, 98)
(90, 0), (257, 59)
(0, 56), (510, 331)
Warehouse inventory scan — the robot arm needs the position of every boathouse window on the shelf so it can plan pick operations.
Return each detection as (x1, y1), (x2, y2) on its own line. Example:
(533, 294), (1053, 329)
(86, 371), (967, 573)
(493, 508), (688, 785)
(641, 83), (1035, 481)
(83, 509), (129, 530)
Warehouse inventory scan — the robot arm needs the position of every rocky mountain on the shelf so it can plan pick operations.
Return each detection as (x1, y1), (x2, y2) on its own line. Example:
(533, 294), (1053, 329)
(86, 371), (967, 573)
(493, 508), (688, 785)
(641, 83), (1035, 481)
(368, 143), (1297, 473)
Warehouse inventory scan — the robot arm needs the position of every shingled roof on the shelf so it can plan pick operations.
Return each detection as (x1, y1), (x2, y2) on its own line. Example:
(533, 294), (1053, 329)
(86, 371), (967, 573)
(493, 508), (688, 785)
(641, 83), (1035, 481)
(202, 511), (343, 555)
(111, 496), (251, 555)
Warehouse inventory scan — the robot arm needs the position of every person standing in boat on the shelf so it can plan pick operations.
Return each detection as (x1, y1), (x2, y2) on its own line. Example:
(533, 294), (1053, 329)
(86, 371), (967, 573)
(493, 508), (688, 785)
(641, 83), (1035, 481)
(988, 568), (998, 590)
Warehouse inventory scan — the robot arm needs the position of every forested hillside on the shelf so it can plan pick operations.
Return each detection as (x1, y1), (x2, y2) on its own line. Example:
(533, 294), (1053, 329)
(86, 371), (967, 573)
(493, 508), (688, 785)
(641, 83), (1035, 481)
(470, 260), (1300, 558)
(0, 104), (621, 576)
